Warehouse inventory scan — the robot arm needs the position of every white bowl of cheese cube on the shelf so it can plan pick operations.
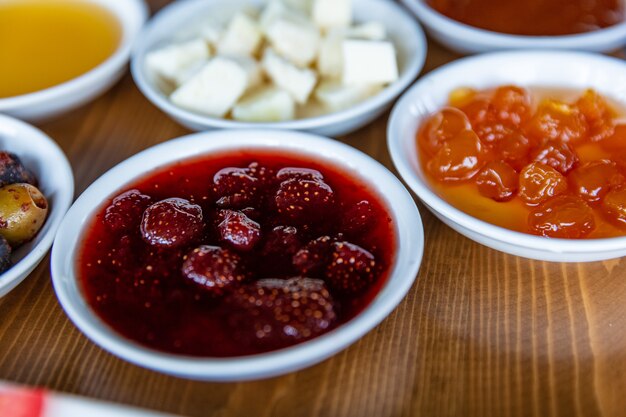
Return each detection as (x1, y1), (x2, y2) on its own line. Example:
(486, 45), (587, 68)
(131, 0), (427, 136)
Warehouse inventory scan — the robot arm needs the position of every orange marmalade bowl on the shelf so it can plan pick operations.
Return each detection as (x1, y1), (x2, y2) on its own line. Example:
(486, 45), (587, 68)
(388, 51), (626, 262)
(401, 0), (626, 54)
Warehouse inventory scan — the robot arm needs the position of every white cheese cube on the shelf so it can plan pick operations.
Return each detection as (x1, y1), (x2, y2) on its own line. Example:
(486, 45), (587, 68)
(200, 21), (223, 48)
(266, 16), (320, 67)
(217, 13), (263, 57)
(317, 31), (343, 78)
(315, 80), (382, 111)
(317, 23), (389, 78)
(170, 57), (248, 117)
(260, 0), (304, 31)
(312, 0), (352, 30)
(173, 59), (208, 86)
(146, 39), (210, 85)
(222, 55), (264, 90)
(342, 40), (398, 85)
(233, 86), (296, 122)
(262, 48), (317, 104)
(346, 22), (387, 41)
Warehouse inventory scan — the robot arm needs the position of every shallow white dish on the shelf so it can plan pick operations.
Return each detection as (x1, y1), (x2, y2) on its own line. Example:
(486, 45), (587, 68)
(401, 0), (626, 54)
(0, 115), (74, 297)
(388, 50), (626, 262)
(131, 0), (427, 136)
(51, 129), (424, 381)
(0, 0), (148, 122)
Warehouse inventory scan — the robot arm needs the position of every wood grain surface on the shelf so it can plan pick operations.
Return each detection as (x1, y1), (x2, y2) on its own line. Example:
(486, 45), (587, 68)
(1, 2), (625, 416)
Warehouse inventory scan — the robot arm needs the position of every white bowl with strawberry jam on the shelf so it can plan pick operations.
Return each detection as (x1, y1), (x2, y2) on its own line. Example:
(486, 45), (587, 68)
(388, 50), (626, 262)
(51, 130), (423, 380)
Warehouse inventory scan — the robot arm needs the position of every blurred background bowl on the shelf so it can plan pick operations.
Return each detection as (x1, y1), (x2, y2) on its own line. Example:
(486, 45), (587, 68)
(401, 0), (626, 54)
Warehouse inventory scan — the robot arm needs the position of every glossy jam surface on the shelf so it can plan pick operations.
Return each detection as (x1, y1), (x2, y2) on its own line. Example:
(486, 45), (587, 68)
(79, 151), (395, 357)
(418, 86), (626, 239)
(426, 0), (624, 36)
(0, 0), (121, 98)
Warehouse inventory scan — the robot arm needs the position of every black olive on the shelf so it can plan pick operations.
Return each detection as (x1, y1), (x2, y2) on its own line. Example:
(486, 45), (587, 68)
(0, 235), (11, 274)
(0, 152), (37, 188)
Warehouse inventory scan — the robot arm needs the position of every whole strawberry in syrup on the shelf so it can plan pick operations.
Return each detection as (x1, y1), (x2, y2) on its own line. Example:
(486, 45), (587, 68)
(224, 277), (337, 349)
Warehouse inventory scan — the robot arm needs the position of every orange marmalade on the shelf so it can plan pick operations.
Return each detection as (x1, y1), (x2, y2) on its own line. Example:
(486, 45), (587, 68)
(418, 86), (626, 239)
(426, 0), (624, 36)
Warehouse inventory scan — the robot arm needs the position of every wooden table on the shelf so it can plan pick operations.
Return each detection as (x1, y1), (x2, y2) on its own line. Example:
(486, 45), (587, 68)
(1, 2), (625, 416)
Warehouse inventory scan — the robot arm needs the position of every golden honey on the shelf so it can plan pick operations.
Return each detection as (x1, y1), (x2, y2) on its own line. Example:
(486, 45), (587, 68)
(0, 0), (122, 98)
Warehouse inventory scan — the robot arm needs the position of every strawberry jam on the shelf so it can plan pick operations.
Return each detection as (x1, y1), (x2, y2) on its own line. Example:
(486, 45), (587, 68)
(426, 0), (624, 36)
(79, 151), (395, 357)
(418, 86), (626, 239)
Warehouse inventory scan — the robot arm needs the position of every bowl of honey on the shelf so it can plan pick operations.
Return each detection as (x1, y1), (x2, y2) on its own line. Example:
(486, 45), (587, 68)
(388, 50), (626, 262)
(401, 0), (626, 54)
(0, 0), (148, 122)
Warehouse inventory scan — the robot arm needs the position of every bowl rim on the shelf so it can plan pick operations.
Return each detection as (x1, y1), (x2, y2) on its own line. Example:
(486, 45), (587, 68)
(130, 0), (427, 130)
(0, 114), (75, 297)
(401, 0), (626, 49)
(0, 0), (149, 110)
(50, 129), (424, 381)
(387, 50), (626, 256)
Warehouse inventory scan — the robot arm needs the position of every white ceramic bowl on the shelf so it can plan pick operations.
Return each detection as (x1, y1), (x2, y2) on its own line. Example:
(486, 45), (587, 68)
(0, 115), (74, 297)
(388, 50), (626, 262)
(51, 130), (424, 381)
(401, 0), (626, 54)
(0, 0), (148, 122)
(131, 0), (427, 136)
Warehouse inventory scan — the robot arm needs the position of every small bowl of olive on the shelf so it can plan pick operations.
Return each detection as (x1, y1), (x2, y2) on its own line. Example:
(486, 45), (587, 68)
(0, 115), (74, 297)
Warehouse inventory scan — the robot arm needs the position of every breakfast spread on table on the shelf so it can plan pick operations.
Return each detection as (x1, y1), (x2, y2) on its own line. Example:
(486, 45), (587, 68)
(418, 86), (626, 238)
(1, 1), (626, 412)
(145, 0), (400, 121)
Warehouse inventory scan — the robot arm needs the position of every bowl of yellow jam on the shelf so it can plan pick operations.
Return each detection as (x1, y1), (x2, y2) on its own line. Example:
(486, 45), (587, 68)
(0, 0), (148, 122)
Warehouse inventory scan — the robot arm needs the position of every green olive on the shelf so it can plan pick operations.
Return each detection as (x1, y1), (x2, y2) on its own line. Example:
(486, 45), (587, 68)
(0, 183), (48, 247)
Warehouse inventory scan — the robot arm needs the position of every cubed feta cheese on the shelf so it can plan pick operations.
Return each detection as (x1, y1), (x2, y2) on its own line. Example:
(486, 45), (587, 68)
(233, 86), (296, 122)
(146, 39), (210, 86)
(317, 23), (389, 78)
(312, 0), (352, 30)
(222, 54), (264, 90)
(200, 21), (223, 48)
(317, 31), (343, 78)
(315, 80), (382, 111)
(170, 57), (249, 117)
(342, 40), (398, 85)
(217, 13), (263, 57)
(266, 16), (320, 67)
(173, 60), (208, 86)
(262, 48), (318, 104)
(260, 0), (305, 31)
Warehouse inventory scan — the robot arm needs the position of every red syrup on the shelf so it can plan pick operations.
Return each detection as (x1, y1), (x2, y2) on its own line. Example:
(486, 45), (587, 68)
(78, 150), (396, 357)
